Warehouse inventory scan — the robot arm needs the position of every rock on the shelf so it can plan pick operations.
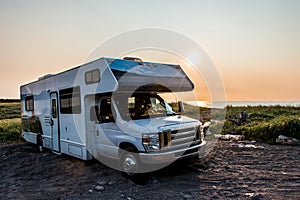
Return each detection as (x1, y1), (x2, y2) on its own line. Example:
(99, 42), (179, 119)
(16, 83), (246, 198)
(107, 181), (115, 186)
(88, 189), (93, 193)
(230, 143), (240, 147)
(244, 192), (255, 197)
(251, 193), (264, 200)
(215, 134), (245, 141)
(97, 180), (108, 185)
(152, 179), (158, 184)
(276, 135), (299, 145)
(246, 144), (264, 149)
(231, 143), (264, 149)
(180, 192), (192, 199)
(95, 185), (105, 191)
(119, 190), (125, 198)
(207, 162), (216, 169)
(240, 140), (256, 144)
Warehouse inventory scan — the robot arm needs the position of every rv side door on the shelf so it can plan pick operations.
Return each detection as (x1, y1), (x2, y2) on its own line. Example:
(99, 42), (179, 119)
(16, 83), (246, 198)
(50, 92), (60, 153)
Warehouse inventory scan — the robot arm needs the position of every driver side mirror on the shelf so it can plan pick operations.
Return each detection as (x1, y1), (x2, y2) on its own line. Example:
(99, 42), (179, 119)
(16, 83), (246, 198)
(178, 101), (184, 114)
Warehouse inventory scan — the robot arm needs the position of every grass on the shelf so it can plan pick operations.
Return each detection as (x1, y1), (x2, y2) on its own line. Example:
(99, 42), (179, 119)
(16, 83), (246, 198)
(0, 102), (21, 120)
(0, 101), (23, 143)
(209, 105), (300, 144)
(0, 118), (23, 143)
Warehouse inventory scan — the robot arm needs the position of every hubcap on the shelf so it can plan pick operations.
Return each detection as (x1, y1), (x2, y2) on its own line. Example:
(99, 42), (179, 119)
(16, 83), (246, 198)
(123, 155), (137, 173)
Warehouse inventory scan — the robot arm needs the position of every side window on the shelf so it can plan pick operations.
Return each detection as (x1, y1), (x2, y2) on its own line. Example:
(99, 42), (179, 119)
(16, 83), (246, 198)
(25, 95), (34, 111)
(51, 99), (57, 118)
(85, 69), (100, 84)
(59, 86), (81, 114)
(99, 98), (114, 123)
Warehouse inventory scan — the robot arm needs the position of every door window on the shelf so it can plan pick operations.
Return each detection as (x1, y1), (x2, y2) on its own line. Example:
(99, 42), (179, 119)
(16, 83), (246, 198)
(52, 99), (57, 118)
(99, 98), (114, 123)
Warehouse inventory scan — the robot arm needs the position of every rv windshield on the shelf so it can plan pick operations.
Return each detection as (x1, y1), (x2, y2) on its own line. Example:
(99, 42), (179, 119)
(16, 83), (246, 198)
(114, 93), (175, 120)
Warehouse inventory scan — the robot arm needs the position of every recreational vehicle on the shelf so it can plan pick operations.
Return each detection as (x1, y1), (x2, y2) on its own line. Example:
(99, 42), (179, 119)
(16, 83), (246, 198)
(20, 57), (206, 175)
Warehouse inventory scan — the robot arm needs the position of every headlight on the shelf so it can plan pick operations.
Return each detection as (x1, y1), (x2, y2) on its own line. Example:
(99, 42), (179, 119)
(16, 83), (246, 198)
(142, 134), (160, 151)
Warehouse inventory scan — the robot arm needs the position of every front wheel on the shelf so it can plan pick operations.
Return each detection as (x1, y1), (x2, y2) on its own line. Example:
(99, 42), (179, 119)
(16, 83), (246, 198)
(120, 147), (143, 181)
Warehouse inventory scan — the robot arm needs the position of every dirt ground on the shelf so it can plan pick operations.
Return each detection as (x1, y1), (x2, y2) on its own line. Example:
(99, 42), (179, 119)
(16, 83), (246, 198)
(0, 140), (299, 200)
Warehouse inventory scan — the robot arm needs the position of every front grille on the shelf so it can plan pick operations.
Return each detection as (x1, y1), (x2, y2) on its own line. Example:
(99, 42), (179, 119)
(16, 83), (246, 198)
(160, 125), (201, 152)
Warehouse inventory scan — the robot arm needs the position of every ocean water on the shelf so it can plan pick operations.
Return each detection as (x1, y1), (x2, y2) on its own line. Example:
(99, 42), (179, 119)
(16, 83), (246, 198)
(186, 101), (300, 108)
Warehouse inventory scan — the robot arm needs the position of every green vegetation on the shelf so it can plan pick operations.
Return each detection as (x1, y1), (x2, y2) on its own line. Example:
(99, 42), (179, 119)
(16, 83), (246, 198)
(0, 102), (21, 120)
(0, 101), (23, 143)
(0, 118), (23, 143)
(1, 100), (300, 144)
(209, 105), (300, 144)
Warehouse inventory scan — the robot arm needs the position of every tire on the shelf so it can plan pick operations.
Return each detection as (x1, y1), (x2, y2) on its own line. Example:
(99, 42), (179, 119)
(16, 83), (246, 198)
(120, 147), (143, 181)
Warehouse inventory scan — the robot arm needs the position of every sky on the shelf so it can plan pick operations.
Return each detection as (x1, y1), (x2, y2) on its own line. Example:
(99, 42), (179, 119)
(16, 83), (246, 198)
(1, 0), (300, 101)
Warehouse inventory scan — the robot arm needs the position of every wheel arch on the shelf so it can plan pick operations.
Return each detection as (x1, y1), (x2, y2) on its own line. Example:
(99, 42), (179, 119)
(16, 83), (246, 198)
(119, 142), (138, 155)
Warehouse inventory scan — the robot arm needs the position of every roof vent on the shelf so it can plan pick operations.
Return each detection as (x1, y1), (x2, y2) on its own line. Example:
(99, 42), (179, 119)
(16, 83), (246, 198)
(123, 57), (143, 63)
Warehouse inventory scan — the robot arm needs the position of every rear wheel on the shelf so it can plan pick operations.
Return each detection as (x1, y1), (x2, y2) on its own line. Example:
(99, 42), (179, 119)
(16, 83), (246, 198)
(36, 134), (43, 152)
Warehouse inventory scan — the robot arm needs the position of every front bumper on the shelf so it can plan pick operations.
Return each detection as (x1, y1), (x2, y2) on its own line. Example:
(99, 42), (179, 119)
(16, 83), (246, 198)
(139, 140), (206, 165)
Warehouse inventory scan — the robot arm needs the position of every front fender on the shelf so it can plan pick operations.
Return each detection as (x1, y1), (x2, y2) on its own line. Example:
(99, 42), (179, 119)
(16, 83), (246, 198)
(116, 134), (145, 152)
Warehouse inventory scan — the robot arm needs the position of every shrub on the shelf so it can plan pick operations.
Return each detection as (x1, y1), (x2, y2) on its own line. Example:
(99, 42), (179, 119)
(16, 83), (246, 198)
(0, 102), (21, 120)
(0, 118), (23, 143)
(211, 105), (300, 144)
(234, 116), (300, 144)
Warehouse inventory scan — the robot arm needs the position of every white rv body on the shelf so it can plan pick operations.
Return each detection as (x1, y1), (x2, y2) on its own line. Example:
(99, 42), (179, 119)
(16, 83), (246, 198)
(21, 58), (118, 159)
(20, 57), (206, 170)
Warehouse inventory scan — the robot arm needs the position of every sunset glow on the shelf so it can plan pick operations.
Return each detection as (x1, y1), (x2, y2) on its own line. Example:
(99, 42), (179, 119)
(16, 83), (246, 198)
(1, 0), (300, 101)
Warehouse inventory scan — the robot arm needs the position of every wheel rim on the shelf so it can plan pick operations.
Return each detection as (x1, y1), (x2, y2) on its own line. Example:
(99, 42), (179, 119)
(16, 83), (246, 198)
(123, 154), (137, 174)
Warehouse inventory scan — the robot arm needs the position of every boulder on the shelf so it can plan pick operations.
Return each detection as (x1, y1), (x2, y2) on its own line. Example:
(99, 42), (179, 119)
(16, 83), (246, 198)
(95, 185), (105, 191)
(276, 135), (299, 145)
